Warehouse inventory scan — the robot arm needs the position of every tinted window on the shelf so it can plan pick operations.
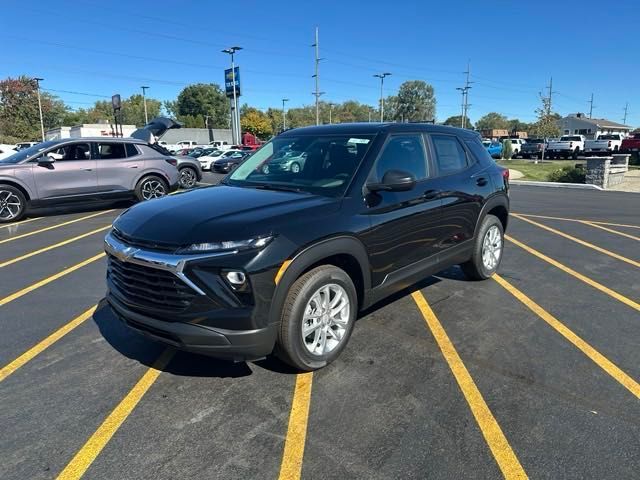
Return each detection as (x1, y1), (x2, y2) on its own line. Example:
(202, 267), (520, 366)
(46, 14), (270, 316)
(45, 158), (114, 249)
(98, 142), (126, 159)
(431, 135), (468, 174)
(374, 135), (428, 182)
(125, 143), (140, 157)
(465, 138), (493, 163)
(51, 143), (91, 161)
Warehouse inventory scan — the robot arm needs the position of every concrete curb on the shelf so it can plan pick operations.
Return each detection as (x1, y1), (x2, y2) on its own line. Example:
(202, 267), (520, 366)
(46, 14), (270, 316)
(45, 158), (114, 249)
(510, 180), (603, 190)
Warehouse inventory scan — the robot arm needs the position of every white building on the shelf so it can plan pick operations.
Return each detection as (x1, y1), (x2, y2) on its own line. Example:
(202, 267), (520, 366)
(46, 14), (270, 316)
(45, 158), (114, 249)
(45, 122), (137, 140)
(558, 113), (632, 140)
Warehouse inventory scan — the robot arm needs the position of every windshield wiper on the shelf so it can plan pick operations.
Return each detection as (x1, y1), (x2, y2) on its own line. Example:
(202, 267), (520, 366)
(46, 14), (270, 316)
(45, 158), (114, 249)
(248, 183), (310, 194)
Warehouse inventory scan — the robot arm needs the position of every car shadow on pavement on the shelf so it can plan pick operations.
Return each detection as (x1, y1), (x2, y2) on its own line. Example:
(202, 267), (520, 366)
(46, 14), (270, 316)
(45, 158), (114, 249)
(27, 199), (134, 219)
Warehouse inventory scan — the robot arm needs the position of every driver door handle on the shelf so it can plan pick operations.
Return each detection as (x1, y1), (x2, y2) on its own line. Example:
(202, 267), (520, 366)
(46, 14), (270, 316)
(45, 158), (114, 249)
(128, 165), (139, 168)
(423, 189), (440, 200)
(80, 168), (93, 171)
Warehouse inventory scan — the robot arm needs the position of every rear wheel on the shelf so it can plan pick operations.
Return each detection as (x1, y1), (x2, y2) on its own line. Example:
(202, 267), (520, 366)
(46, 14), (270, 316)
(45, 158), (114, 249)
(276, 265), (357, 371)
(461, 214), (504, 280)
(135, 175), (168, 201)
(179, 167), (198, 189)
(0, 185), (27, 223)
(290, 162), (301, 173)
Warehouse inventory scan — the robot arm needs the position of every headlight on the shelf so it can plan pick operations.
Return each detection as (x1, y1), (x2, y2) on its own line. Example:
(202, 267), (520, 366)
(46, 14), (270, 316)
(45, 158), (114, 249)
(177, 235), (273, 254)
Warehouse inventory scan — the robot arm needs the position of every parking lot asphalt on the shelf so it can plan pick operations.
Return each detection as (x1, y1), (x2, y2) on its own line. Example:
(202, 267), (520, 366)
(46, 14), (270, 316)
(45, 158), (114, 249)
(1, 180), (639, 480)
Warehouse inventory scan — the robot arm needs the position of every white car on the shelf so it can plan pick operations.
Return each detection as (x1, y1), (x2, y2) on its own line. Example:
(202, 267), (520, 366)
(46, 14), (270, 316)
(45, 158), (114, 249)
(198, 149), (242, 171)
(0, 144), (17, 161)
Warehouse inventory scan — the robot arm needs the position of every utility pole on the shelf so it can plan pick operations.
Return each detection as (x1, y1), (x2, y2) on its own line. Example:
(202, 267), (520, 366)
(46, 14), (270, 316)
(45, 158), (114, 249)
(588, 93), (595, 119)
(374, 72), (391, 122)
(311, 27), (324, 125)
(328, 103), (334, 124)
(34, 77), (45, 141)
(456, 87), (466, 127)
(222, 46), (242, 145)
(368, 108), (372, 123)
(141, 85), (149, 124)
(281, 98), (289, 131)
(623, 102), (629, 125)
(546, 76), (554, 115)
(455, 63), (472, 128)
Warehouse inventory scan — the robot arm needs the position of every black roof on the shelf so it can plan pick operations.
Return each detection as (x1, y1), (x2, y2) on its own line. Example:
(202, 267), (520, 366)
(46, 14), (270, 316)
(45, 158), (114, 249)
(280, 122), (479, 138)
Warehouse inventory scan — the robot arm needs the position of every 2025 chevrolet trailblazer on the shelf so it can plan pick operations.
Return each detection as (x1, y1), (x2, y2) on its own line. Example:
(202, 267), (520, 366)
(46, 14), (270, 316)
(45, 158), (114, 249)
(104, 123), (509, 371)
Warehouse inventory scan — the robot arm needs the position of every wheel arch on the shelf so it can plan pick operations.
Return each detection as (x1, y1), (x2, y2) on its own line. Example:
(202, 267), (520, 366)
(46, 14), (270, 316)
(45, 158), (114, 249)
(0, 178), (32, 202)
(268, 235), (371, 326)
(474, 194), (509, 237)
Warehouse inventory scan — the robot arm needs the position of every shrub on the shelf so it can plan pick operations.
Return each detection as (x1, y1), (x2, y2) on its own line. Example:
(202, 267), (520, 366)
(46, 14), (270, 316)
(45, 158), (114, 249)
(502, 139), (513, 160)
(547, 166), (586, 183)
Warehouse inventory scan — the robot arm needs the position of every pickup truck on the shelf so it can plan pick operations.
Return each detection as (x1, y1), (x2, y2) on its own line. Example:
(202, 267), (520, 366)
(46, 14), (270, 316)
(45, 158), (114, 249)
(508, 138), (526, 158)
(547, 135), (585, 159)
(621, 133), (640, 153)
(584, 134), (624, 155)
(520, 139), (547, 159)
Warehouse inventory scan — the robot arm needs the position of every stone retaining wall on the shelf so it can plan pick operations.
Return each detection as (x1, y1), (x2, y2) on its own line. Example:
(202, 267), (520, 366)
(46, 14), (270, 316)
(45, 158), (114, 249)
(583, 154), (630, 189)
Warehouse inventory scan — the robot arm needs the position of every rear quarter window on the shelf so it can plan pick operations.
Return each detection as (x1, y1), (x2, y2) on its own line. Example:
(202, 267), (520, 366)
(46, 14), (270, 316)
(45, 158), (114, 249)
(126, 143), (140, 157)
(464, 138), (493, 164)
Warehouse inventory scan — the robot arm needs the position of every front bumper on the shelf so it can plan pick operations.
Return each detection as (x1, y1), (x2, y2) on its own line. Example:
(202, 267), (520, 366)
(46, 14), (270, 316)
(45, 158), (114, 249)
(103, 231), (280, 361)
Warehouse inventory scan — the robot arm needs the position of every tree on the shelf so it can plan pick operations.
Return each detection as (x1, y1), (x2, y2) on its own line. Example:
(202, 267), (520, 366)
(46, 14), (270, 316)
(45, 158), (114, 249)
(531, 95), (560, 138)
(475, 112), (510, 131)
(443, 115), (473, 129)
(0, 76), (72, 140)
(507, 119), (531, 134)
(390, 81), (436, 122)
(175, 83), (229, 128)
(120, 94), (161, 126)
(241, 108), (272, 138)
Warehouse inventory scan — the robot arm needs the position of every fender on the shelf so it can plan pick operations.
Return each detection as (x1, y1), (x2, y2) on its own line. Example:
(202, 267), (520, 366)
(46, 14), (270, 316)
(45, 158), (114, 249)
(0, 175), (35, 201)
(267, 235), (371, 326)
(473, 193), (509, 237)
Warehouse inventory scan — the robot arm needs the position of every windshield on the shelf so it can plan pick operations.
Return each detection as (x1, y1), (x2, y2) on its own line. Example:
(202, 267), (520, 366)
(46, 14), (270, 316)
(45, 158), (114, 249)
(598, 135), (618, 140)
(560, 136), (581, 141)
(225, 134), (375, 197)
(0, 141), (57, 164)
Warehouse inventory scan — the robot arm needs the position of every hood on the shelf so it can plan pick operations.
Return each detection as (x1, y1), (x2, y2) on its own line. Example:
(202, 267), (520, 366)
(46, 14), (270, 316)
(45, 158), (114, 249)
(130, 117), (182, 143)
(113, 185), (340, 246)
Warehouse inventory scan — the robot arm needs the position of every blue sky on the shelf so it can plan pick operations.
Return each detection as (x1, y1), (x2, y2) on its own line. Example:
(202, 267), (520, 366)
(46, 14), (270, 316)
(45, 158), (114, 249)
(2, 0), (637, 125)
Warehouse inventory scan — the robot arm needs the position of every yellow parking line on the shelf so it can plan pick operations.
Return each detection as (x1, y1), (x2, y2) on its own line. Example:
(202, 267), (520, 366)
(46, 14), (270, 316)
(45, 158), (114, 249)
(512, 213), (640, 230)
(582, 221), (640, 242)
(493, 274), (640, 399)
(506, 235), (640, 312)
(0, 253), (106, 307)
(512, 214), (640, 269)
(0, 226), (111, 268)
(56, 348), (175, 480)
(0, 305), (96, 382)
(411, 291), (527, 479)
(0, 210), (114, 245)
(0, 216), (42, 230)
(278, 372), (314, 480)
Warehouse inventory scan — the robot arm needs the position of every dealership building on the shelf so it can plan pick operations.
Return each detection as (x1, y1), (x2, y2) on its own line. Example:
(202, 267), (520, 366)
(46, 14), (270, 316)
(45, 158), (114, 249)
(558, 113), (632, 139)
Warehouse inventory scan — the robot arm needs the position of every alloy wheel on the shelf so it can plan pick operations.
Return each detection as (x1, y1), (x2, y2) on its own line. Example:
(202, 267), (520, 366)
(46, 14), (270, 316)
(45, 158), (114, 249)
(179, 168), (197, 189)
(481, 225), (502, 270)
(0, 190), (22, 220)
(141, 180), (166, 200)
(301, 284), (350, 356)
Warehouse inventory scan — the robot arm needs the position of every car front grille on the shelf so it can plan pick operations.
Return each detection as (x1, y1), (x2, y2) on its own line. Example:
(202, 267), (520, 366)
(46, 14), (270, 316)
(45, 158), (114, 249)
(107, 254), (196, 312)
(111, 228), (178, 252)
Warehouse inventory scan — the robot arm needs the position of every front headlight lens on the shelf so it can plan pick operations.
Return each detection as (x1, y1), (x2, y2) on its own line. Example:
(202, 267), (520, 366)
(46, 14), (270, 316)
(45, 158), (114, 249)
(178, 235), (273, 254)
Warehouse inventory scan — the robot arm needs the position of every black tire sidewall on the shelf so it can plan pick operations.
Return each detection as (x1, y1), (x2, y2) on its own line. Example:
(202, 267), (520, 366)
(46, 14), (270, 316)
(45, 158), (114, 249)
(471, 215), (504, 279)
(0, 185), (27, 223)
(279, 266), (357, 371)
(135, 175), (168, 201)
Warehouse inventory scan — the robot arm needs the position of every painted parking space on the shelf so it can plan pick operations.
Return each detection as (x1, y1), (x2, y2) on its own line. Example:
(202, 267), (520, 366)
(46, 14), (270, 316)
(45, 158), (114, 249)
(0, 185), (639, 479)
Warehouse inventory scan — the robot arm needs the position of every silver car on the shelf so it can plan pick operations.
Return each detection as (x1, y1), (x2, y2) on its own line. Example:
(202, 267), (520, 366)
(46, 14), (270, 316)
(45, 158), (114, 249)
(0, 137), (180, 223)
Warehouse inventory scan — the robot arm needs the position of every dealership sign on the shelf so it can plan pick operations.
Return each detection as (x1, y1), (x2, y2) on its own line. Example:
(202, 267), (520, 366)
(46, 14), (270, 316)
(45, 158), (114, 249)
(224, 67), (241, 98)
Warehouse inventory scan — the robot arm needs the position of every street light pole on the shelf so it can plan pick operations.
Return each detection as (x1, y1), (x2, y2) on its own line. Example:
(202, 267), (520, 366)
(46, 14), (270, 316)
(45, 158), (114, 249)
(141, 86), (149, 124)
(329, 103), (334, 124)
(222, 46), (243, 145)
(34, 77), (45, 141)
(373, 73), (391, 122)
(281, 98), (289, 131)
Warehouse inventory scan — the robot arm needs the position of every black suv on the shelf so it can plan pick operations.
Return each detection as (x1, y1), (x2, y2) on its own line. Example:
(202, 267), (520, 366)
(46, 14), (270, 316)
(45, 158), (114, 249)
(104, 123), (509, 371)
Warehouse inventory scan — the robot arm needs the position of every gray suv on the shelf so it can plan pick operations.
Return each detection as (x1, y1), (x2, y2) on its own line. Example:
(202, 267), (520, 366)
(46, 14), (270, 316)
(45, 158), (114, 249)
(0, 137), (180, 223)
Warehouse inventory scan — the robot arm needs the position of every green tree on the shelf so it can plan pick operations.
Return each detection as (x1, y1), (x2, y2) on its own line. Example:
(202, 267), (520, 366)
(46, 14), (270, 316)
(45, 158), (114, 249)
(175, 83), (229, 128)
(241, 108), (272, 138)
(507, 118), (531, 134)
(476, 112), (510, 131)
(531, 95), (560, 138)
(390, 81), (436, 122)
(443, 115), (473, 129)
(120, 94), (162, 126)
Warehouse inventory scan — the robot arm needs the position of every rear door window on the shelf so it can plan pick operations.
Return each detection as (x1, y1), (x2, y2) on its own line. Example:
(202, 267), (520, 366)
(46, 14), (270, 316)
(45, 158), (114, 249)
(97, 142), (127, 160)
(430, 134), (469, 175)
(125, 143), (140, 157)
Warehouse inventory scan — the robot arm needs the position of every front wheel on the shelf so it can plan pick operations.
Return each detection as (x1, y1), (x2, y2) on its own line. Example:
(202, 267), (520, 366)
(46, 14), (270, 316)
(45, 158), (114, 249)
(461, 214), (504, 280)
(135, 175), (168, 201)
(290, 162), (301, 173)
(276, 265), (357, 371)
(0, 185), (27, 223)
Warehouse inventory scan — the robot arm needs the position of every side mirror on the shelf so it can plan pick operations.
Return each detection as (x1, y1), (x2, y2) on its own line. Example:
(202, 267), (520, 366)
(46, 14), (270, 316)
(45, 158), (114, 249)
(368, 169), (417, 192)
(37, 154), (56, 166)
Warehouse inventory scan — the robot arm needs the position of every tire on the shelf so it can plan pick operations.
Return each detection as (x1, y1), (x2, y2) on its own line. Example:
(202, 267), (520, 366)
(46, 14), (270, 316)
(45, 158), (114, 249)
(135, 175), (169, 202)
(290, 162), (301, 173)
(0, 185), (27, 223)
(460, 214), (504, 281)
(276, 265), (357, 371)
(178, 167), (198, 189)
(572, 148), (579, 160)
